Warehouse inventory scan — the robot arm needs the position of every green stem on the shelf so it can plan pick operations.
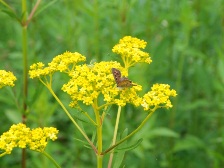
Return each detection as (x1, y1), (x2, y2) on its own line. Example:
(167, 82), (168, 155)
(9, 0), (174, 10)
(0, 152), (7, 157)
(93, 0), (100, 60)
(46, 86), (98, 154)
(42, 151), (61, 168)
(102, 107), (157, 155)
(21, 24), (27, 168)
(22, 22), (28, 122)
(98, 102), (114, 110)
(74, 105), (97, 126)
(107, 106), (122, 168)
(93, 99), (103, 168)
(82, 111), (97, 126)
(26, 0), (41, 26)
(21, 0), (28, 167)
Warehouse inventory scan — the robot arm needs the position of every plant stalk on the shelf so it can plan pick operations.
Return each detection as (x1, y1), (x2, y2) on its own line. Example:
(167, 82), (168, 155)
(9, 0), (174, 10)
(21, 0), (28, 167)
(42, 151), (61, 168)
(102, 107), (157, 155)
(46, 86), (98, 154)
(107, 106), (122, 168)
(93, 99), (103, 168)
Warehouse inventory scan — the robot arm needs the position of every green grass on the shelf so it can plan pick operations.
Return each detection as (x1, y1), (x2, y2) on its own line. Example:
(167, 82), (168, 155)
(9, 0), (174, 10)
(0, 0), (224, 167)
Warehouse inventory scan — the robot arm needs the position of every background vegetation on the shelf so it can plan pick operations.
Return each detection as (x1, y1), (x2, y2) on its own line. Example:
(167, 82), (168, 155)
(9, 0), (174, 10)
(0, 0), (224, 167)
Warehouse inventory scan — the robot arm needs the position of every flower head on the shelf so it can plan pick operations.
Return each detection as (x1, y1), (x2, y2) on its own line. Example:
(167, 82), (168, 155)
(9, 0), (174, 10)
(29, 127), (58, 152)
(0, 70), (17, 88)
(28, 37), (177, 114)
(62, 61), (142, 107)
(29, 51), (86, 79)
(0, 123), (59, 156)
(112, 36), (152, 68)
(141, 84), (177, 111)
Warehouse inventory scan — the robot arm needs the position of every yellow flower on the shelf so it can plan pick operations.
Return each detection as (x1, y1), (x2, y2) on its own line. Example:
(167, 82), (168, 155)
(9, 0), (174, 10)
(0, 123), (30, 155)
(29, 127), (58, 152)
(0, 70), (17, 88)
(29, 51), (86, 78)
(112, 36), (152, 68)
(62, 61), (142, 108)
(49, 51), (86, 72)
(29, 62), (53, 78)
(142, 84), (177, 111)
(28, 37), (176, 114)
(0, 123), (59, 156)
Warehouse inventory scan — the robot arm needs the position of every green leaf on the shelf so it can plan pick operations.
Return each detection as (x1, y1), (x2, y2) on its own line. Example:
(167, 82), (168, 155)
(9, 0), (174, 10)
(148, 127), (179, 138)
(4, 109), (22, 123)
(172, 135), (205, 152)
(113, 129), (128, 168)
(1, 9), (21, 24)
(34, 0), (59, 17)
(115, 138), (143, 152)
(73, 137), (92, 149)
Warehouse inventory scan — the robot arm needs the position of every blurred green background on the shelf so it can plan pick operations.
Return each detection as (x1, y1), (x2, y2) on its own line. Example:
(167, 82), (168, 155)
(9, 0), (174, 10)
(0, 0), (224, 167)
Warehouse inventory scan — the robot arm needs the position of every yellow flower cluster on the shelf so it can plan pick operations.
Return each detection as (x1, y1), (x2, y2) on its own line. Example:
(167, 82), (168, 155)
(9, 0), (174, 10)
(28, 36), (177, 111)
(62, 61), (142, 107)
(0, 123), (58, 156)
(0, 70), (17, 88)
(112, 36), (152, 67)
(141, 84), (177, 110)
(29, 51), (86, 78)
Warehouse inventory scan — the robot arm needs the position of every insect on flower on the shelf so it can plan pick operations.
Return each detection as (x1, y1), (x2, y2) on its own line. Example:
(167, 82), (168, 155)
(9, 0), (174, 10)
(111, 68), (136, 87)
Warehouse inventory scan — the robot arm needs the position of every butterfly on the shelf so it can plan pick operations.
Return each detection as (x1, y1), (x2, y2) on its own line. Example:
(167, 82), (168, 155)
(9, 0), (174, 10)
(111, 68), (136, 87)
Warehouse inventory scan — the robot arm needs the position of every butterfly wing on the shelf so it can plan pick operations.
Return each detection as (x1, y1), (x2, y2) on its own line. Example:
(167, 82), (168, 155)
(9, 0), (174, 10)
(119, 77), (138, 87)
(112, 68), (121, 84)
(117, 77), (132, 87)
(112, 68), (136, 87)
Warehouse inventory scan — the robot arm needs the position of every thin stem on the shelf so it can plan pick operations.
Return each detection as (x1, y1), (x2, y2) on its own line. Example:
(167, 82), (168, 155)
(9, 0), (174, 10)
(121, 56), (127, 68)
(26, 0), (42, 26)
(107, 106), (122, 168)
(101, 107), (107, 123)
(21, 0), (28, 167)
(102, 107), (157, 155)
(0, 152), (7, 157)
(22, 22), (28, 123)
(82, 111), (97, 126)
(42, 151), (61, 168)
(98, 102), (114, 110)
(6, 87), (20, 112)
(46, 84), (98, 154)
(93, 99), (103, 168)
(75, 105), (97, 126)
(93, 0), (100, 60)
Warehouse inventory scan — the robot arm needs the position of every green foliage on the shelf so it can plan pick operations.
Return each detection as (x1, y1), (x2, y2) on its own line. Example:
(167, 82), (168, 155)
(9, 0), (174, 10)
(113, 129), (128, 168)
(1, 0), (224, 167)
